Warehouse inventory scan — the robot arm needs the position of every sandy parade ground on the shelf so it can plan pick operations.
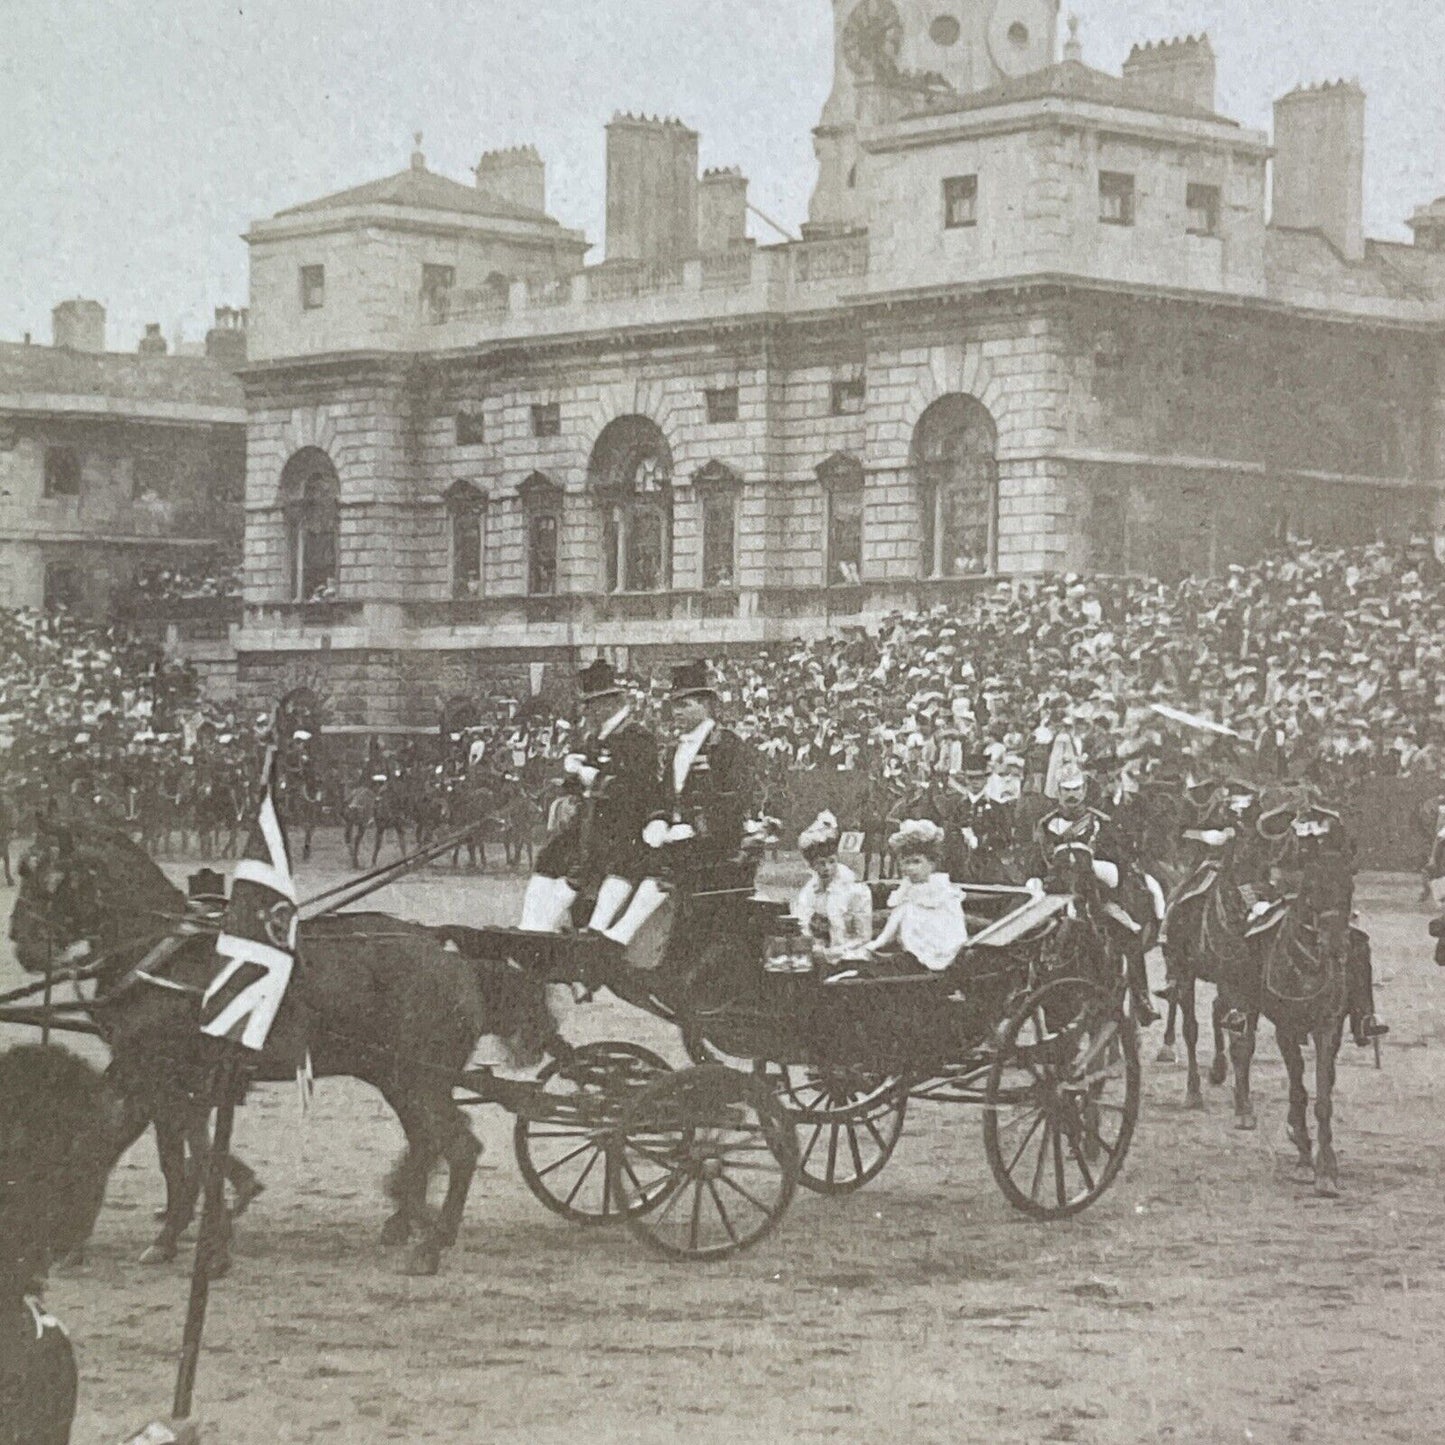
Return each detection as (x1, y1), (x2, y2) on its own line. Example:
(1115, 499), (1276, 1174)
(5, 837), (1445, 1445)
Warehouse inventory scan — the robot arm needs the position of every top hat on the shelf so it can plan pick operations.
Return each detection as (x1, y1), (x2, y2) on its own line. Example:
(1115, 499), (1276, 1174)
(187, 868), (227, 904)
(670, 660), (716, 700)
(578, 658), (625, 702)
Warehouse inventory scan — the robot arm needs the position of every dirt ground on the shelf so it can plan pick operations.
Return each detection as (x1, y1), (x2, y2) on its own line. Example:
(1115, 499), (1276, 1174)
(6, 838), (1445, 1445)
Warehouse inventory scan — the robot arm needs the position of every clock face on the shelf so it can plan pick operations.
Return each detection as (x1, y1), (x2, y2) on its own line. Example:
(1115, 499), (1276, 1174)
(842, 0), (904, 78)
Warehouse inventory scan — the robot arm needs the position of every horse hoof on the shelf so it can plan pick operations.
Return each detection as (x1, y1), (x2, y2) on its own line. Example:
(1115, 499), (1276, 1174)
(140, 1243), (177, 1266)
(231, 1179), (265, 1218)
(379, 1215), (411, 1247)
(1154, 1045), (1176, 1065)
(209, 1251), (232, 1281)
(1234, 1111), (1257, 1132)
(1209, 1059), (1229, 1088)
(401, 1243), (441, 1277)
(1185, 1091), (1204, 1112)
(54, 1248), (85, 1269)
(1315, 1175), (1341, 1199)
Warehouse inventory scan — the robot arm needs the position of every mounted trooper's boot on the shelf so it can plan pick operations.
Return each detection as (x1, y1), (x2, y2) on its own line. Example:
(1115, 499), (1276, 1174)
(1347, 923), (1388, 1046)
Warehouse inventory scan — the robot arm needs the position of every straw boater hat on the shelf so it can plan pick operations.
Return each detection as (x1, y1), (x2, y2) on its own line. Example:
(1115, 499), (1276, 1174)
(577, 658), (626, 703)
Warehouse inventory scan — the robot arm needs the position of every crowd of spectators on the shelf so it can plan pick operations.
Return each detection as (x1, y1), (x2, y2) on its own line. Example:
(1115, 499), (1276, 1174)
(123, 550), (243, 604)
(3, 537), (1444, 835)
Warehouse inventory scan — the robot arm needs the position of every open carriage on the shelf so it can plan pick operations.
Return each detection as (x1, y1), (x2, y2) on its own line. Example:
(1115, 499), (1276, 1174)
(448, 869), (1141, 1261)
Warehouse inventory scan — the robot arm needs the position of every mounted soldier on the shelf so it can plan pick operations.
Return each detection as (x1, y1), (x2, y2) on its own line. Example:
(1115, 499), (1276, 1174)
(519, 659), (660, 934)
(599, 659), (757, 949)
(1030, 762), (1160, 1024)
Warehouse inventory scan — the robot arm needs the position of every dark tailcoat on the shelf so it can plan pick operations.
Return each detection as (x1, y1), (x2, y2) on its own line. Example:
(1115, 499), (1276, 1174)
(658, 723), (756, 887)
(535, 715), (660, 891)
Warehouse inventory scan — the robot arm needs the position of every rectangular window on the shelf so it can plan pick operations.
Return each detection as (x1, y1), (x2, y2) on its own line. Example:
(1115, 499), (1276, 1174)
(943, 174), (978, 229)
(44, 563), (82, 612)
(701, 492), (736, 589)
(299, 265), (326, 310)
(1098, 172), (1136, 226)
(827, 486), (863, 587)
(705, 387), (739, 424)
(43, 446), (81, 498)
(531, 402), (561, 438)
(452, 511), (484, 599)
(1186, 182), (1221, 237)
(421, 263), (456, 324)
(454, 410), (486, 446)
(830, 377), (866, 416)
(131, 451), (172, 500)
(528, 512), (558, 595)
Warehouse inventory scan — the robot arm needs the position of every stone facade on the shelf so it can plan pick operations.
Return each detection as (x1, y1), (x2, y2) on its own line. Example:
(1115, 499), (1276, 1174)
(233, 8), (1445, 725)
(0, 313), (245, 620)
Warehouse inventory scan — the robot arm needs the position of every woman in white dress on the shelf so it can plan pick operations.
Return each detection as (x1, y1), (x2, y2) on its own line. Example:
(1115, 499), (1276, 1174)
(792, 811), (874, 962)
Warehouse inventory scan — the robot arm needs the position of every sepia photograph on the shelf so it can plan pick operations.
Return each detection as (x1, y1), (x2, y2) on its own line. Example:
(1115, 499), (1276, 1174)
(3, 0), (1445, 1440)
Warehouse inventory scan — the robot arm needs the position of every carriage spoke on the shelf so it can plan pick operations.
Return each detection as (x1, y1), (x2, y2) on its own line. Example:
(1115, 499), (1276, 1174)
(1029, 1117), (1054, 1203)
(534, 1139), (598, 1180)
(861, 1114), (890, 1153)
(688, 1180), (703, 1253)
(1052, 1116), (1068, 1208)
(706, 1180), (742, 1247)
(1004, 1108), (1047, 1177)
(718, 1171), (773, 1217)
(1062, 1120), (1097, 1192)
(847, 1122), (865, 1178)
(562, 1147), (601, 1208)
(799, 1122), (824, 1170)
(825, 1124), (841, 1184)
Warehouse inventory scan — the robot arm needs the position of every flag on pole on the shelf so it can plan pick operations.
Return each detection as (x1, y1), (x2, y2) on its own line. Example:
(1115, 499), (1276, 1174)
(200, 746), (297, 1054)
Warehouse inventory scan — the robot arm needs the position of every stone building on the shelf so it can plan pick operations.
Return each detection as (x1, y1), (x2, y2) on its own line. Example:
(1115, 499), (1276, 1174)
(235, 1), (1445, 725)
(0, 302), (246, 626)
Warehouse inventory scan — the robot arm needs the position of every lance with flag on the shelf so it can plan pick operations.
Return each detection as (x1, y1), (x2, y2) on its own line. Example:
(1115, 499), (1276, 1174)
(164, 727), (299, 1433)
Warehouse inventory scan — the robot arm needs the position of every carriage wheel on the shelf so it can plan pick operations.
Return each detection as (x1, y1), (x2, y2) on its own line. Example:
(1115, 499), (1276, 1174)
(766, 1065), (908, 1195)
(617, 1066), (799, 1261)
(982, 976), (1139, 1220)
(513, 1042), (673, 1226)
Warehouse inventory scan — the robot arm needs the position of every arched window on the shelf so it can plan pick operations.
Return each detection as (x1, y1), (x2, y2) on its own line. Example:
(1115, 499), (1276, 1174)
(518, 472), (562, 596)
(280, 448), (341, 602)
(589, 416), (674, 593)
(818, 452), (865, 586)
(911, 395), (997, 578)
(444, 480), (487, 599)
(693, 460), (741, 590)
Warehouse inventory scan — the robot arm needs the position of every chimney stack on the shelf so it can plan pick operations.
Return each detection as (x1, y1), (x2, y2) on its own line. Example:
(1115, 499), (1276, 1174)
(51, 299), (106, 353)
(1272, 81), (1366, 262)
(605, 114), (700, 265)
(474, 145), (546, 214)
(137, 323), (168, 356)
(205, 305), (249, 367)
(1406, 196), (1445, 252)
(1122, 35), (1216, 114)
(698, 168), (750, 254)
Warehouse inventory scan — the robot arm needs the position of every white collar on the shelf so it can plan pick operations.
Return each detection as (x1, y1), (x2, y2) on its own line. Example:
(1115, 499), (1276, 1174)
(678, 718), (714, 748)
(599, 705), (630, 740)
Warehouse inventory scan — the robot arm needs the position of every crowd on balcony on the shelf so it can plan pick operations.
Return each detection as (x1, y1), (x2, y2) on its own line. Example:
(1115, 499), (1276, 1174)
(122, 551), (243, 606)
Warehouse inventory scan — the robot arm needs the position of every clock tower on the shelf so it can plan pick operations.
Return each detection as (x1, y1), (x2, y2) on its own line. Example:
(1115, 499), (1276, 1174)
(807, 0), (1060, 235)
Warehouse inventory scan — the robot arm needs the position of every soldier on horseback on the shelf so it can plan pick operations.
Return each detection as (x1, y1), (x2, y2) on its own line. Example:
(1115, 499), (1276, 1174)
(519, 659), (660, 935)
(1251, 794), (1387, 1047)
(1031, 762), (1160, 1024)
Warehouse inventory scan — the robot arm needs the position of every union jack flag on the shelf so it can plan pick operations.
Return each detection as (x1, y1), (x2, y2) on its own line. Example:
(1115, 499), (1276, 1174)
(200, 746), (297, 1053)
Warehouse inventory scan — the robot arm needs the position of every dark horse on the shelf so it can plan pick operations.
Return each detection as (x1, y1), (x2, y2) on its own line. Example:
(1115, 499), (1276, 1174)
(9, 818), (555, 1275)
(1159, 807), (1256, 1120)
(1231, 815), (1358, 1196)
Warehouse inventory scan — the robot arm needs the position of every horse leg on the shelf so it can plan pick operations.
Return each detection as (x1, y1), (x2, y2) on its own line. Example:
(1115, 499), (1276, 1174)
(1313, 1020), (1343, 1197)
(1181, 975), (1204, 1109)
(428, 1090), (483, 1250)
(1156, 995), (1178, 1065)
(226, 1153), (265, 1216)
(1208, 993), (1230, 1087)
(1279, 1033), (1313, 1177)
(1229, 1012), (1257, 1131)
(377, 1086), (443, 1273)
(141, 1115), (193, 1264)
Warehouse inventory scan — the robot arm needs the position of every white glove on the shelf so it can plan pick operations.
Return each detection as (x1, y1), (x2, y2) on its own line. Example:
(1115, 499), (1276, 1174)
(666, 823), (697, 845)
(642, 819), (670, 848)
(562, 752), (589, 777)
(961, 827), (979, 851)
(1025, 877), (1046, 899)
(1091, 860), (1120, 889)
